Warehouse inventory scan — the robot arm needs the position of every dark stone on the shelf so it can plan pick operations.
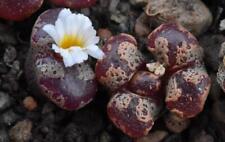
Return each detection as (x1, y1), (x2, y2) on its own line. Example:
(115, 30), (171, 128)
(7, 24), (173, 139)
(0, 127), (9, 142)
(0, 92), (11, 111)
(200, 34), (225, 72)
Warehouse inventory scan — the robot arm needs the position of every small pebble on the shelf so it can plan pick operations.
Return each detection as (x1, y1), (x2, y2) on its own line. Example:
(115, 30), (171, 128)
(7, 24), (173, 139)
(135, 131), (168, 142)
(0, 92), (11, 111)
(99, 0), (109, 8)
(72, 108), (103, 135)
(209, 74), (223, 100)
(100, 131), (111, 142)
(164, 134), (182, 142)
(9, 120), (32, 142)
(109, 0), (120, 12)
(80, 8), (90, 16)
(3, 46), (17, 64)
(199, 34), (225, 72)
(164, 113), (190, 133)
(0, 23), (17, 44)
(212, 100), (225, 123)
(135, 13), (151, 37)
(220, 19), (225, 31)
(219, 42), (225, 58)
(98, 28), (112, 41)
(145, 0), (212, 36)
(0, 63), (8, 74)
(42, 103), (55, 114)
(193, 130), (214, 142)
(2, 109), (20, 126)
(118, 2), (131, 14)
(0, 127), (9, 142)
(120, 135), (132, 142)
(129, 0), (148, 6)
(23, 96), (38, 111)
(63, 123), (85, 142)
(110, 12), (127, 23)
(10, 60), (20, 75)
(1, 77), (18, 92)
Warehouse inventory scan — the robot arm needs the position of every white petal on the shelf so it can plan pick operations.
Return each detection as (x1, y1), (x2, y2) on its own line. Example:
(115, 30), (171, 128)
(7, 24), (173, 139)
(82, 27), (99, 46)
(65, 14), (77, 35)
(52, 44), (61, 53)
(55, 19), (65, 40)
(74, 16), (85, 36)
(42, 24), (59, 44)
(70, 47), (88, 63)
(60, 50), (74, 67)
(86, 45), (105, 59)
(74, 15), (90, 37)
(56, 47), (89, 67)
(85, 36), (99, 46)
(58, 8), (72, 22)
(77, 14), (92, 30)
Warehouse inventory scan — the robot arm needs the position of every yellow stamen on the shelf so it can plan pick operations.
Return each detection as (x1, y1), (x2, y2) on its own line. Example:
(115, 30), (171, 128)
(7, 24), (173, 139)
(59, 34), (84, 49)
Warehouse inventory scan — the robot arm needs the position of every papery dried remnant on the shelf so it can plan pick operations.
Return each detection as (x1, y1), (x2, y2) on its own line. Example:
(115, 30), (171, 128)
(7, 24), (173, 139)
(145, 0), (212, 36)
(146, 62), (165, 77)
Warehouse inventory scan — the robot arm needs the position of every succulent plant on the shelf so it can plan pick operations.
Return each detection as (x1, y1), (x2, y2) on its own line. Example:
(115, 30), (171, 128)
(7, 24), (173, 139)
(96, 21), (212, 138)
(25, 9), (98, 110)
(129, 71), (162, 102)
(95, 33), (163, 137)
(96, 22), (211, 137)
(0, 0), (43, 21)
(147, 23), (211, 133)
(49, 0), (96, 9)
(107, 91), (161, 138)
(147, 23), (203, 73)
(165, 65), (211, 118)
(95, 34), (145, 91)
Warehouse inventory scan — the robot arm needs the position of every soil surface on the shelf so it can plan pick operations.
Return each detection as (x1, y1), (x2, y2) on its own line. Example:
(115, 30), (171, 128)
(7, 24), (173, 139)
(0, 0), (225, 142)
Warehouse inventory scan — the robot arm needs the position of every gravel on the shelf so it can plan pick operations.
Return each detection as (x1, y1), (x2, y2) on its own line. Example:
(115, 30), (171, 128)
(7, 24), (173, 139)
(0, 1), (224, 142)
(1, 109), (20, 126)
(3, 46), (17, 64)
(0, 127), (9, 142)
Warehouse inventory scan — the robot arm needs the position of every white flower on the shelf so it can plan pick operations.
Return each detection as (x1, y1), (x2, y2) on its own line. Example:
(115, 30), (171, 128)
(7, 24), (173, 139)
(42, 8), (104, 67)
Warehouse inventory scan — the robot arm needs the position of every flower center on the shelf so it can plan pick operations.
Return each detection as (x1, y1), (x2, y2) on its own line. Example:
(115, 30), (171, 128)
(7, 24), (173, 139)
(59, 34), (84, 49)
